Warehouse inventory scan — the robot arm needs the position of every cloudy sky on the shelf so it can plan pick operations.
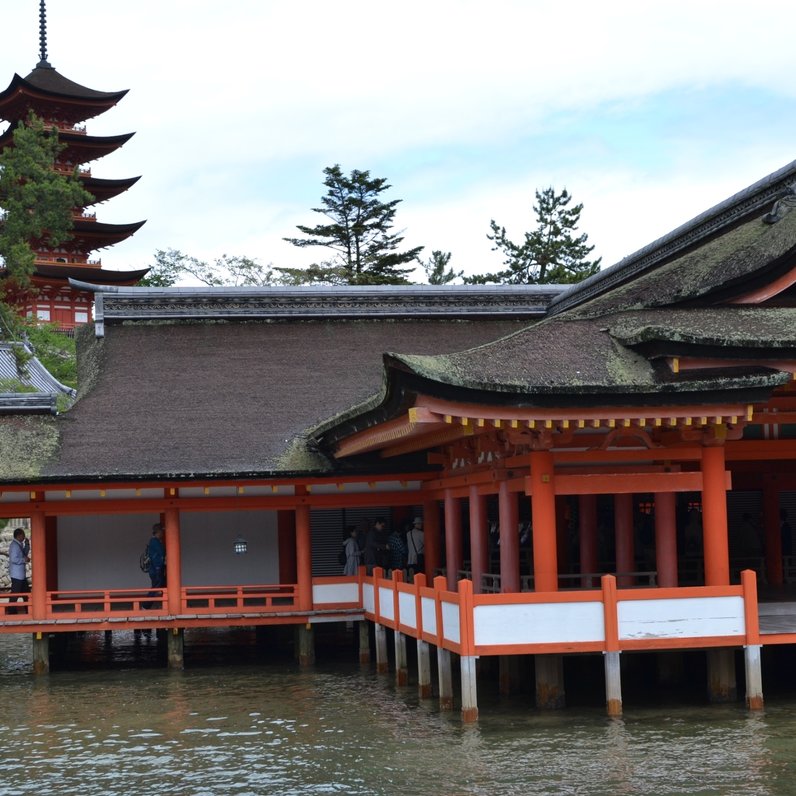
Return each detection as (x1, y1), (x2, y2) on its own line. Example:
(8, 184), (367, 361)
(3, 0), (796, 282)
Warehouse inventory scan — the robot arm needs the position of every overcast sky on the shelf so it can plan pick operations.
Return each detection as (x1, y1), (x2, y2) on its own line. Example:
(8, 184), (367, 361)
(3, 1), (796, 282)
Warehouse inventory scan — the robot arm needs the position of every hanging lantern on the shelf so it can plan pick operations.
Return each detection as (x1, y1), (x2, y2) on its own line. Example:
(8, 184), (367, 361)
(234, 535), (248, 555)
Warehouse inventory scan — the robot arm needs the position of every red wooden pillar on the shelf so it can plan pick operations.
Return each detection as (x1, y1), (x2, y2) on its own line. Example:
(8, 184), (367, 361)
(614, 493), (635, 587)
(164, 508), (182, 615)
(763, 479), (783, 587)
(530, 449), (558, 592)
(578, 495), (598, 587)
(423, 500), (441, 579)
(45, 516), (58, 591)
(444, 490), (462, 591)
(654, 492), (678, 588)
(296, 502), (312, 611)
(498, 481), (519, 593)
(556, 497), (570, 575)
(469, 487), (488, 594)
(30, 510), (47, 620)
(277, 510), (297, 584)
(702, 445), (730, 586)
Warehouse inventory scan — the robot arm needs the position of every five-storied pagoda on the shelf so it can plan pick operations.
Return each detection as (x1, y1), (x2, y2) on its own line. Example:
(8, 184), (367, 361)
(0, 1), (146, 330)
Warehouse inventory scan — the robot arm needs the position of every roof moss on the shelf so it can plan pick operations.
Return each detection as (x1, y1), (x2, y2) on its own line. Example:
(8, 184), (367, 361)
(0, 416), (59, 481)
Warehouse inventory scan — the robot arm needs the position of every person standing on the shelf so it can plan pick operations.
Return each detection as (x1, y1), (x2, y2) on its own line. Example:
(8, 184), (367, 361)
(7, 528), (30, 614)
(342, 526), (361, 576)
(146, 523), (166, 608)
(364, 518), (387, 574)
(406, 517), (425, 580)
(387, 525), (407, 578)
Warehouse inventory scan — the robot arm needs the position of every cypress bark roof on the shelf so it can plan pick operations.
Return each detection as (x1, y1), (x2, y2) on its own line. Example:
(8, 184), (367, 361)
(0, 315), (534, 483)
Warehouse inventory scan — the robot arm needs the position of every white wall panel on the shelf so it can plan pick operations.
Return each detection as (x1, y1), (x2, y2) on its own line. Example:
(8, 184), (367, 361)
(313, 582), (359, 605)
(618, 596), (745, 640)
(441, 601), (460, 644)
(474, 602), (605, 646)
(398, 591), (417, 629)
(421, 596), (437, 635)
(378, 586), (395, 621)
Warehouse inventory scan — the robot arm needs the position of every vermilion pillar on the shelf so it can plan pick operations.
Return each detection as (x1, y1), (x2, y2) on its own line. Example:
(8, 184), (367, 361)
(614, 494), (635, 587)
(45, 516), (58, 591)
(164, 508), (182, 615)
(444, 490), (463, 591)
(277, 510), (297, 584)
(469, 487), (488, 594)
(498, 481), (519, 593)
(30, 510), (47, 621)
(423, 500), (441, 579)
(531, 449), (558, 592)
(578, 495), (598, 587)
(702, 445), (730, 585)
(296, 503), (312, 610)
(654, 492), (678, 588)
(763, 479), (783, 587)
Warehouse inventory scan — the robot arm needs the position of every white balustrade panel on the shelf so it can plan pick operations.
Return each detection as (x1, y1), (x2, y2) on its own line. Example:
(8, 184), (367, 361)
(441, 601), (460, 644)
(474, 602), (605, 646)
(313, 581), (359, 605)
(421, 596), (437, 636)
(362, 583), (375, 614)
(618, 596), (745, 640)
(378, 586), (395, 621)
(398, 591), (417, 630)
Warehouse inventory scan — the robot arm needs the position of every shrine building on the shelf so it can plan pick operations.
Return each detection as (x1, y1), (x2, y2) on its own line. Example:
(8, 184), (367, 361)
(1, 157), (796, 721)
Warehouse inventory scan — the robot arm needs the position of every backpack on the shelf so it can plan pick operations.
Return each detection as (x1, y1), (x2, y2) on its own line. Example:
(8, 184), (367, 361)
(140, 546), (151, 572)
(338, 547), (347, 566)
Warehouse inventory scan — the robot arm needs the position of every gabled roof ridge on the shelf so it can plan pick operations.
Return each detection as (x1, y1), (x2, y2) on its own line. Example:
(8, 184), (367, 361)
(549, 158), (796, 316)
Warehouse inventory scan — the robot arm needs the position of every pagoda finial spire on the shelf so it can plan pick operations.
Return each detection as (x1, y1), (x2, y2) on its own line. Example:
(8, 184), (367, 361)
(38, 0), (52, 68)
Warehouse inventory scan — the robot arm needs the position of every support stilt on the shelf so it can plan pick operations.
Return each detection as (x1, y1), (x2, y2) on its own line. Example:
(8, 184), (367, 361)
(744, 644), (764, 711)
(438, 647), (454, 710)
(32, 633), (49, 675)
(297, 623), (315, 667)
(394, 630), (408, 686)
(374, 623), (388, 674)
(417, 640), (432, 698)
(604, 651), (622, 716)
(167, 627), (184, 670)
(656, 651), (685, 687)
(707, 648), (737, 702)
(460, 655), (478, 722)
(535, 654), (565, 709)
(498, 655), (522, 695)
(358, 621), (370, 665)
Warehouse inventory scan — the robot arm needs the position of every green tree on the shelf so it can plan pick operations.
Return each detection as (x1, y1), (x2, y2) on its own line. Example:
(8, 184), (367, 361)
(468, 187), (601, 285)
(0, 114), (92, 296)
(139, 249), (281, 287)
(284, 164), (423, 285)
(422, 250), (462, 285)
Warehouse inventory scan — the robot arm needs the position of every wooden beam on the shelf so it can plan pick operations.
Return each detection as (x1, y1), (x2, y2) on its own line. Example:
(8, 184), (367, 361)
(538, 471), (724, 496)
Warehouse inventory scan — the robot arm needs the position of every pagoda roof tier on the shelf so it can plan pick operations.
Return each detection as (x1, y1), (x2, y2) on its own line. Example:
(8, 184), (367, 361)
(0, 127), (135, 166)
(79, 175), (141, 205)
(33, 220), (146, 254)
(30, 264), (149, 286)
(0, 66), (128, 126)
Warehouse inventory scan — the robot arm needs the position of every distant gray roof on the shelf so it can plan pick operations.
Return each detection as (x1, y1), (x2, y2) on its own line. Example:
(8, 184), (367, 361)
(0, 342), (75, 415)
(68, 282), (563, 337)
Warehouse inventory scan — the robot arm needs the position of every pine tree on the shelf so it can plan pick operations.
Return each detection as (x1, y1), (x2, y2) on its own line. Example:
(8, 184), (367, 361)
(284, 165), (423, 285)
(422, 250), (462, 285)
(468, 187), (601, 285)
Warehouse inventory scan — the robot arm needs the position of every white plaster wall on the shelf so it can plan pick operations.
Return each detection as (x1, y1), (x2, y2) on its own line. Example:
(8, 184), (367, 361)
(473, 602), (606, 647)
(618, 596), (745, 641)
(421, 596), (437, 635)
(362, 583), (375, 613)
(180, 510), (278, 586)
(398, 591), (417, 629)
(441, 601), (460, 644)
(378, 586), (395, 621)
(313, 582), (359, 605)
(57, 510), (279, 590)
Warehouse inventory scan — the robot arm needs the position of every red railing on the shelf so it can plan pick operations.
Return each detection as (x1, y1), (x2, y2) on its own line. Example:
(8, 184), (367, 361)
(180, 584), (297, 613)
(45, 588), (167, 616)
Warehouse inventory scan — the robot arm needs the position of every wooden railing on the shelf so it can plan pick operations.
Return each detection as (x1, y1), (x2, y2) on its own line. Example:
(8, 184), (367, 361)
(361, 567), (761, 657)
(180, 584), (297, 613)
(46, 588), (166, 616)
